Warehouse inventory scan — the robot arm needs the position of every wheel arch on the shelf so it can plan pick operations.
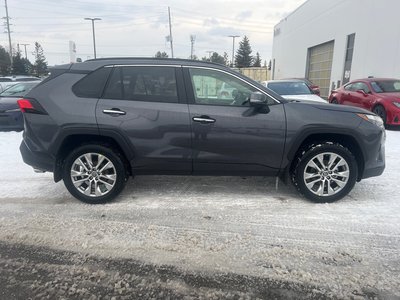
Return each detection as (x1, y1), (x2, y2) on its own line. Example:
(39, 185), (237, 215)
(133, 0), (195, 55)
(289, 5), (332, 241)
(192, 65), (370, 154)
(53, 133), (133, 182)
(287, 132), (365, 181)
(371, 101), (386, 111)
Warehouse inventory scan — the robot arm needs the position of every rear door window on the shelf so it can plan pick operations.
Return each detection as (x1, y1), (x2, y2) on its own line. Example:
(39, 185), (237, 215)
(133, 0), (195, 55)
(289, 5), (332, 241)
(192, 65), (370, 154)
(103, 66), (178, 103)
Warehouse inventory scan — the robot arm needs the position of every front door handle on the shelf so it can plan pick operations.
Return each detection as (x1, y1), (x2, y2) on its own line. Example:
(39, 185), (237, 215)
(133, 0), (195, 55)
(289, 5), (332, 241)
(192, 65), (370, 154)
(192, 116), (216, 124)
(103, 108), (126, 116)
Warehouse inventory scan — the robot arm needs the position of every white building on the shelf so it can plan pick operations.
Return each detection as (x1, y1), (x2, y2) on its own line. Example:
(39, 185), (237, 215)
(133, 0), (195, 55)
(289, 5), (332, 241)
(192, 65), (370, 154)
(271, 0), (400, 98)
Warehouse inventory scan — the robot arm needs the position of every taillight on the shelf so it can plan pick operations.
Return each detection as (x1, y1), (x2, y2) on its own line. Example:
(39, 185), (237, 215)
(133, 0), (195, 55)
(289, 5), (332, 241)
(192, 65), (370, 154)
(17, 98), (47, 114)
(17, 99), (33, 112)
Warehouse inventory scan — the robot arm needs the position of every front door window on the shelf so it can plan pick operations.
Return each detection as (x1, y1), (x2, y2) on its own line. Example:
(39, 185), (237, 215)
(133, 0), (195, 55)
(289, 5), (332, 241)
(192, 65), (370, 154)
(188, 68), (273, 106)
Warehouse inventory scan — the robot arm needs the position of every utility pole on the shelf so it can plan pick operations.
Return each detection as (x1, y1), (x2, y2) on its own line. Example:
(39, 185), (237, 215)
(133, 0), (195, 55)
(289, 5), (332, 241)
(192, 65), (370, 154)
(84, 17), (101, 59)
(228, 35), (240, 67)
(168, 7), (174, 58)
(206, 51), (213, 60)
(4, 0), (13, 68)
(20, 43), (29, 59)
(190, 35), (196, 59)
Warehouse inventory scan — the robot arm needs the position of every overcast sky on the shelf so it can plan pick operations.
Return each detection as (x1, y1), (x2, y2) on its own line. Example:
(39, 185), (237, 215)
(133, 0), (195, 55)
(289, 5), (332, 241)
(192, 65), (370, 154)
(2, 0), (305, 65)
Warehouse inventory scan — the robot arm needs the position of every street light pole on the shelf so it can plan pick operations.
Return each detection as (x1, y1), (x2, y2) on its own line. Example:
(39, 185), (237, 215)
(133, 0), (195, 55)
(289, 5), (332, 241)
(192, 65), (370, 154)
(20, 43), (29, 59)
(228, 35), (240, 67)
(84, 17), (101, 59)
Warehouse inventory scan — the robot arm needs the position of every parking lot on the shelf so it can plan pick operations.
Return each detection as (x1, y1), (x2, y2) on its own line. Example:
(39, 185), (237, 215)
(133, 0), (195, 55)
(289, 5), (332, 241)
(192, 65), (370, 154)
(0, 130), (399, 299)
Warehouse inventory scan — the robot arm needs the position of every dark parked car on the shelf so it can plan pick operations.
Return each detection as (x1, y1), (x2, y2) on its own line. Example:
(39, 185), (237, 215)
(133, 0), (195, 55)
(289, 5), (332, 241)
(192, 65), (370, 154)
(0, 81), (40, 131)
(18, 58), (385, 204)
(329, 78), (400, 127)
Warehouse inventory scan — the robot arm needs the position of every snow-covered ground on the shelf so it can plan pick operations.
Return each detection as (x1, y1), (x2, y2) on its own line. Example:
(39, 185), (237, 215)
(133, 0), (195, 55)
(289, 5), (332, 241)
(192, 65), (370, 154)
(0, 131), (399, 298)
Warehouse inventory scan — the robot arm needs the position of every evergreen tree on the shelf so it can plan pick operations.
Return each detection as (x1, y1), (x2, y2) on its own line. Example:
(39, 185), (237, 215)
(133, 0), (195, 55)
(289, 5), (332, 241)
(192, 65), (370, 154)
(155, 51), (168, 58)
(22, 57), (34, 74)
(201, 52), (228, 65)
(13, 52), (28, 75)
(0, 46), (11, 75)
(33, 42), (48, 76)
(235, 36), (253, 68)
(253, 52), (261, 67)
(209, 52), (226, 65)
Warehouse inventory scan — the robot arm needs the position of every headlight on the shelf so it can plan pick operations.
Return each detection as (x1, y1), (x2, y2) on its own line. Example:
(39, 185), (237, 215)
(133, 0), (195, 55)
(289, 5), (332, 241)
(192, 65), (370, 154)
(357, 113), (384, 128)
(393, 102), (400, 108)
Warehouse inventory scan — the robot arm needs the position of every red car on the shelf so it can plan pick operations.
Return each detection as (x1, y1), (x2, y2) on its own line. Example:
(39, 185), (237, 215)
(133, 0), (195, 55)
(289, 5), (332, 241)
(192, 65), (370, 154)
(329, 78), (400, 126)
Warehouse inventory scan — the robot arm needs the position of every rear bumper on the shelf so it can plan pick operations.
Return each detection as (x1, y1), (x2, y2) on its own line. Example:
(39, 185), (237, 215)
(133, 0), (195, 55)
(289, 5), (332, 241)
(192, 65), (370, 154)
(20, 140), (54, 172)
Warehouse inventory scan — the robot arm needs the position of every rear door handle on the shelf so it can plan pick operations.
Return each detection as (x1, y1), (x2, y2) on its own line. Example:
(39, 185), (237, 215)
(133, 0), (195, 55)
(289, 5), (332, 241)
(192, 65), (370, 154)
(192, 116), (216, 124)
(103, 108), (126, 116)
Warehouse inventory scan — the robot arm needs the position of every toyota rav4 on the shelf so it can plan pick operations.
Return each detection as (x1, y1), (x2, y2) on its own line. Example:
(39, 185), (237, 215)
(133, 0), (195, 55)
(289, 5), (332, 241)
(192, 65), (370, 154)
(18, 58), (385, 204)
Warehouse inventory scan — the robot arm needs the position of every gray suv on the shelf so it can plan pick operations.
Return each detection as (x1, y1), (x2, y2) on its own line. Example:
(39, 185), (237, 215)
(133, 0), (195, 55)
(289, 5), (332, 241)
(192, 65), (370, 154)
(18, 58), (385, 204)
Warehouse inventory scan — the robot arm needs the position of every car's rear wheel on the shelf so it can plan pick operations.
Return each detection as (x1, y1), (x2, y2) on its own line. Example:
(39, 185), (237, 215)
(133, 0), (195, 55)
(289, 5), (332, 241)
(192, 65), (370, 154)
(292, 142), (358, 203)
(62, 145), (127, 204)
(372, 105), (387, 126)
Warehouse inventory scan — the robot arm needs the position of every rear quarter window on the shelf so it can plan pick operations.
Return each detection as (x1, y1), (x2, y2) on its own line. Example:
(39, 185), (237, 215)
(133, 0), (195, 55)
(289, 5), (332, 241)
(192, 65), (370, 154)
(72, 67), (112, 98)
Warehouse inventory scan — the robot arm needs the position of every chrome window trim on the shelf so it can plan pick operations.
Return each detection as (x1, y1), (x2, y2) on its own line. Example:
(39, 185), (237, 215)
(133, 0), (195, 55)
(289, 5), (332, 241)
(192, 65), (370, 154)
(103, 64), (281, 104)
(105, 64), (182, 68)
(183, 65), (281, 104)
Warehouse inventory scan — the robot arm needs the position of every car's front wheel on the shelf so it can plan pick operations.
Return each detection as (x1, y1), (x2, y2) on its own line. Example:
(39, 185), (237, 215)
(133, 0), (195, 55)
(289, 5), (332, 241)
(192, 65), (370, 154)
(62, 145), (127, 204)
(330, 98), (339, 104)
(292, 142), (358, 203)
(372, 105), (387, 126)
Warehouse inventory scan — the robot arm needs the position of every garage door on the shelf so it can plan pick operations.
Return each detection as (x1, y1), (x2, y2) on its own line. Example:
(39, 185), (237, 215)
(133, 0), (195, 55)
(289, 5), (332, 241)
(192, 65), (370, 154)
(307, 41), (334, 99)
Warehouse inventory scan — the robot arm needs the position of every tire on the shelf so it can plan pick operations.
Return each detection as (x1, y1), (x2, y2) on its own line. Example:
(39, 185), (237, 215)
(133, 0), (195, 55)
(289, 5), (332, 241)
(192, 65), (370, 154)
(331, 98), (339, 104)
(291, 142), (358, 203)
(372, 105), (387, 126)
(62, 144), (127, 204)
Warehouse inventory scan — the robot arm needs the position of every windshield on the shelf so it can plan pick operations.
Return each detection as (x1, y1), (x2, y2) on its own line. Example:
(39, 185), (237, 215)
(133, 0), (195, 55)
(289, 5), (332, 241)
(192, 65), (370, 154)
(267, 81), (312, 95)
(0, 82), (38, 97)
(370, 80), (400, 93)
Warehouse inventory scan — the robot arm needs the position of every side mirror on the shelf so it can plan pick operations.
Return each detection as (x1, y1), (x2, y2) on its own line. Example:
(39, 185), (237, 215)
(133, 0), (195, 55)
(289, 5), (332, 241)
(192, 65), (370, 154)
(249, 92), (267, 105)
(249, 92), (270, 113)
(356, 89), (368, 96)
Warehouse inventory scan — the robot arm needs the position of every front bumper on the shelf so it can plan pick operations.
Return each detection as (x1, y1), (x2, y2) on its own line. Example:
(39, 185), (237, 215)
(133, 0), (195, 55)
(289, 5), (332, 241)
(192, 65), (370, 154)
(359, 123), (385, 180)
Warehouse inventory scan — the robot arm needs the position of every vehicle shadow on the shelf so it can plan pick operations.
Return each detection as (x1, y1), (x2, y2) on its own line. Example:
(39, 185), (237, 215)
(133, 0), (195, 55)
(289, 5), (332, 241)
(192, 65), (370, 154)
(116, 175), (301, 204)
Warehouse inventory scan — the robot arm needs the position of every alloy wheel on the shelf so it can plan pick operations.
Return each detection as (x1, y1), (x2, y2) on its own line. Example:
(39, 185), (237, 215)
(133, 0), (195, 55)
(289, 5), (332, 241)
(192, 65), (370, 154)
(70, 153), (117, 197)
(303, 152), (350, 197)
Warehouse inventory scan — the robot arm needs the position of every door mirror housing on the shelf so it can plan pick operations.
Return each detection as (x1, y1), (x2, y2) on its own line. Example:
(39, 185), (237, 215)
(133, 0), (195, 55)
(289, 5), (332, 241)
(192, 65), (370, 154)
(356, 89), (368, 96)
(249, 92), (270, 113)
(249, 92), (268, 105)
